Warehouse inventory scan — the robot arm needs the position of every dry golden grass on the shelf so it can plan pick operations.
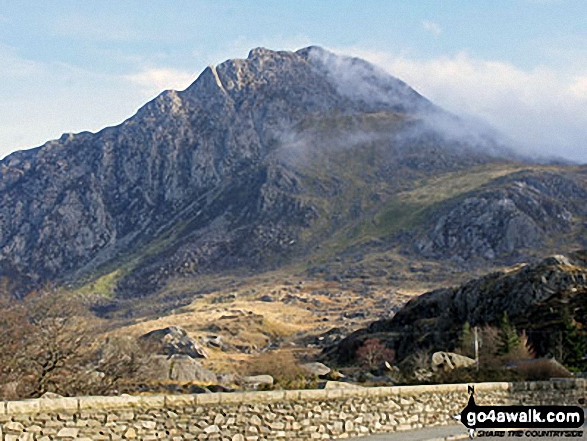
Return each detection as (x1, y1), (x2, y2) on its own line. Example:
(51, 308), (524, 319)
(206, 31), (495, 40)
(106, 260), (444, 378)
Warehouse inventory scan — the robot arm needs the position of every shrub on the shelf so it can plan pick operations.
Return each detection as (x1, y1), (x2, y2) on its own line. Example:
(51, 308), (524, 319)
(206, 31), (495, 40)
(246, 350), (315, 389)
(514, 358), (573, 381)
(356, 338), (395, 369)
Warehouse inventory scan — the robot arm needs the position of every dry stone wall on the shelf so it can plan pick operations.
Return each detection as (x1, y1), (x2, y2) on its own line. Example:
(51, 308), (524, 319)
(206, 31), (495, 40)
(0, 380), (584, 441)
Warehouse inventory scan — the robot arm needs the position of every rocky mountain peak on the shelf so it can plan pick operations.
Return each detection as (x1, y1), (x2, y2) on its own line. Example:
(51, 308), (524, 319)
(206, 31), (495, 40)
(247, 47), (281, 59)
(0, 46), (585, 303)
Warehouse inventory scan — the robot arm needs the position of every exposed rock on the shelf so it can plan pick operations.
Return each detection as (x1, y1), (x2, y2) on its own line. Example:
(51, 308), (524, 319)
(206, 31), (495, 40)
(139, 326), (208, 359)
(300, 362), (331, 377)
(332, 251), (587, 363)
(202, 335), (226, 350)
(169, 355), (217, 383)
(431, 352), (476, 372)
(140, 354), (216, 384)
(40, 392), (63, 399)
(216, 373), (240, 386)
(1, 45), (564, 305)
(319, 381), (363, 389)
(417, 173), (587, 262)
(241, 375), (274, 389)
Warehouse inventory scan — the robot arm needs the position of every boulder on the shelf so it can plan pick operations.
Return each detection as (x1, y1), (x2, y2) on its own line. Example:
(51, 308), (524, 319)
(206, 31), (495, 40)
(241, 375), (274, 389)
(141, 354), (217, 383)
(327, 370), (346, 380)
(40, 392), (63, 399)
(217, 373), (240, 385)
(431, 352), (476, 372)
(139, 326), (208, 359)
(169, 355), (217, 383)
(203, 335), (225, 349)
(301, 362), (331, 377)
(320, 381), (363, 389)
(140, 355), (171, 381)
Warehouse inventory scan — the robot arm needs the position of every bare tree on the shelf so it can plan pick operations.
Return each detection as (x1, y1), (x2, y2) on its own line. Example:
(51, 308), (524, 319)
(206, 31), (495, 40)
(0, 290), (148, 399)
(356, 338), (395, 369)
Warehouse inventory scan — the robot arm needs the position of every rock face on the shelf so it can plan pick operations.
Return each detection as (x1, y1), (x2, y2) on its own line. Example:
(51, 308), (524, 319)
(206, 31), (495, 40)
(0, 45), (585, 300)
(139, 326), (208, 359)
(0, 46), (439, 297)
(332, 251), (587, 363)
(417, 172), (587, 262)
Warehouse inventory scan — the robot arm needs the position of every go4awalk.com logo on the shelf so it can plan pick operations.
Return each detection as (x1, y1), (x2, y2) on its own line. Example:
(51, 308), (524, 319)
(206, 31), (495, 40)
(455, 386), (585, 438)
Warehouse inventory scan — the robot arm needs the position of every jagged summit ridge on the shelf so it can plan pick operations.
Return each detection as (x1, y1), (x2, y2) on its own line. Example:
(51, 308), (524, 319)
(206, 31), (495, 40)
(180, 46), (432, 115)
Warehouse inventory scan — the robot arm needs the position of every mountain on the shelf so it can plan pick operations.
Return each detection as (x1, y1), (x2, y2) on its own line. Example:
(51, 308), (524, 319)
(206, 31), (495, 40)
(330, 250), (587, 363)
(0, 46), (586, 305)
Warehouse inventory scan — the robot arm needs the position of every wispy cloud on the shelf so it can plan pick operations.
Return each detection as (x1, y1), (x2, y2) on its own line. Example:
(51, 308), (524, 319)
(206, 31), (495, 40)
(568, 75), (587, 100)
(125, 67), (196, 95)
(422, 20), (442, 37)
(334, 46), (587, 162)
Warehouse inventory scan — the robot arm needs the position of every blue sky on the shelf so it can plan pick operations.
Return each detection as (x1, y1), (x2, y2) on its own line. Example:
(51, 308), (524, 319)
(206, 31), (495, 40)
(1, 0), (586, 161)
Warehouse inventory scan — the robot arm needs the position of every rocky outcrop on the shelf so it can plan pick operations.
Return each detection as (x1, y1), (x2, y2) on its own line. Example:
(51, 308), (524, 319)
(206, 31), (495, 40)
(241, 375), (274, 389)
(0, 46), (440, 297)
(332, 251), (587, 363)
(301, 362), (331, 377)
(417, 171), (587, 262)
(139, 326), (208, 359)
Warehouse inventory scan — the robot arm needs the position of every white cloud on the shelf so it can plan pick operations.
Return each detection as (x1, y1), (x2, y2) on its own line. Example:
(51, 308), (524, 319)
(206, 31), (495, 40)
(2, 41), (586, 164)
(125, 68), (196, 95)
(422, 20), (442, 37)
(334, 46), (587, 163)
(568, 75), (587, 100)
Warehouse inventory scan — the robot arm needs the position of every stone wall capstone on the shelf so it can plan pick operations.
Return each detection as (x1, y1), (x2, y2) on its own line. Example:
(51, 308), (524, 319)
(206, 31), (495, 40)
(0, 380), (584, 440)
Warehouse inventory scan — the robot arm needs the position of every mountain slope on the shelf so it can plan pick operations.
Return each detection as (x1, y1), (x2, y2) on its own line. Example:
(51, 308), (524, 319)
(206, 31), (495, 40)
(0, 46), (585, 301)
(331, 250), (587, 363)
